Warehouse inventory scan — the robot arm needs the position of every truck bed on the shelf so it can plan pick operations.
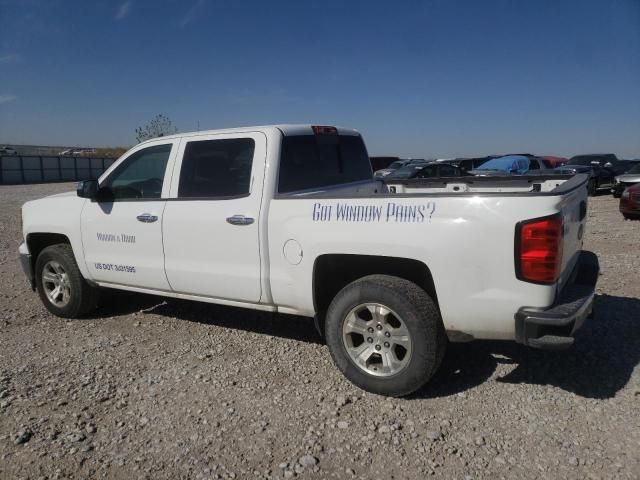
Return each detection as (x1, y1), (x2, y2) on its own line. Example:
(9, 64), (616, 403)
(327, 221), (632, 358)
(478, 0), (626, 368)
(279, 173), (584, 198)
(267, 173), (588, 340)
(383, 173), (580, 195)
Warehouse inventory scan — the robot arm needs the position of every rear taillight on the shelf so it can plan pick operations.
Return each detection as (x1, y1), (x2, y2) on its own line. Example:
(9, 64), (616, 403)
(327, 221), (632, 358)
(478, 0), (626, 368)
(516, 214), (563, 284)
(312, 125), (338, 135)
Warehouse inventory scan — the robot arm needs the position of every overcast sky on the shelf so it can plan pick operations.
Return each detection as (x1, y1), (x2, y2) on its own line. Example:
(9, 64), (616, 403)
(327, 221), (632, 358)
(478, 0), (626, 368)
(0, 0), (639, 158)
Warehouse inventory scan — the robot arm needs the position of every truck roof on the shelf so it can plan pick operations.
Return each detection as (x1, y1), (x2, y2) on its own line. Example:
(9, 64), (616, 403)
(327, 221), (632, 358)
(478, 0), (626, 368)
(138, 124), (360, 146)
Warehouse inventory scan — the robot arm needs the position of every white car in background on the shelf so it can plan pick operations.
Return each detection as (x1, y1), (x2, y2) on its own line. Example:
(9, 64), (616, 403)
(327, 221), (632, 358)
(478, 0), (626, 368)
(0, 145), (18, 155)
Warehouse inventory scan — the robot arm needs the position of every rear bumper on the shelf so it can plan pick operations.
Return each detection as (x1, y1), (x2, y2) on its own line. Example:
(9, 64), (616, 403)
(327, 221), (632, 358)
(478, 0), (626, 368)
(18, 241), (35, 289)
(515, 251), (599, 350)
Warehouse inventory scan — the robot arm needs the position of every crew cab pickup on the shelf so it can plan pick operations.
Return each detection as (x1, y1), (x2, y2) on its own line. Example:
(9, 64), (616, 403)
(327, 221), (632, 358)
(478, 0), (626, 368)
(19, 125), (599, 397)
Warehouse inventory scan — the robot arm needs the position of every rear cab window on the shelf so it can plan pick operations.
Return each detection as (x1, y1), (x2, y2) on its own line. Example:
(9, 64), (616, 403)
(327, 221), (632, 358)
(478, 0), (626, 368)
(278, 131), (372, 193)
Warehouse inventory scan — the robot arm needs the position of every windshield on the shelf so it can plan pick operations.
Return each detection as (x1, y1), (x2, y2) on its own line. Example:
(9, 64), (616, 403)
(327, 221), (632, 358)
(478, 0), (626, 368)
(388, 160), (404, 169)
(569, 155), (614, 166)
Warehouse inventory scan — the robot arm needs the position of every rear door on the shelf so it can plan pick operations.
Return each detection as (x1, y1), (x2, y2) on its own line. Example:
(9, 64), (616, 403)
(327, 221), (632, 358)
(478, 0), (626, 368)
(162, 132), (266, 302)
(81, 140), (178, 290)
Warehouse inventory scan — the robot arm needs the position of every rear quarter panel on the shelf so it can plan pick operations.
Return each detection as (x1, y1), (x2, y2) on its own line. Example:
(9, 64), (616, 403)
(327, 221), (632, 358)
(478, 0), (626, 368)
(267, 193), (576, 340)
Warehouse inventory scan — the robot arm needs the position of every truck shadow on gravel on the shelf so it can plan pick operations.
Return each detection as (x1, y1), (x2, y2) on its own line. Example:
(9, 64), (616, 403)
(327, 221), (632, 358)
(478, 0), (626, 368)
(93, 292), (324, 345)
(415, 294), (640, 400)
(93, 292), (638, 399)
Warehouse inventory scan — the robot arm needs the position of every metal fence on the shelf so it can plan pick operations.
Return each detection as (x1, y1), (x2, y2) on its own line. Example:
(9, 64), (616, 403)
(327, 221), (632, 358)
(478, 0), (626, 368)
(0, 155), (117, 185)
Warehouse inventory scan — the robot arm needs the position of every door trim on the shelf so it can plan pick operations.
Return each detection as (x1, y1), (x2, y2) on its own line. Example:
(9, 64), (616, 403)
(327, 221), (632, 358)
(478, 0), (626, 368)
(95, 281), (280, 313)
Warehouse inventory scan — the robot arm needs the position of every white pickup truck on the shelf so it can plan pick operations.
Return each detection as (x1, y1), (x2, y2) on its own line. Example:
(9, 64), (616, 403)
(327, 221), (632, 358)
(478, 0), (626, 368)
(19, 125), (599, 396)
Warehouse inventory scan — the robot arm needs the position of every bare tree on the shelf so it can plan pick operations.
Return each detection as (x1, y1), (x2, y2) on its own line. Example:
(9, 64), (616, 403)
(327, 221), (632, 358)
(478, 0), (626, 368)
(135, 114), (178, 143)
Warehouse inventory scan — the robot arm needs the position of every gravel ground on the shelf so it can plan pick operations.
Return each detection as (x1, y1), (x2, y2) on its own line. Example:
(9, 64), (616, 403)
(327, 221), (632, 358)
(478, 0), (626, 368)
(1, 182), (639, 480)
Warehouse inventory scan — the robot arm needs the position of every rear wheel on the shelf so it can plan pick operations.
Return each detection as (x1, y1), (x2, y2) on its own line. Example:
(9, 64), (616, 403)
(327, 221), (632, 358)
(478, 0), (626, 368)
(325, 275), (446, 397)
(623, 213), (640, 220)
(35, 244), (98, 318)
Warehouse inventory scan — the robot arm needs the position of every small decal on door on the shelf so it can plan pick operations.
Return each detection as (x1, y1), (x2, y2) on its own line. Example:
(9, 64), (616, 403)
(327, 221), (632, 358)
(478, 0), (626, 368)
(96, 232), (136, 244)
(94, 262), (136, 273)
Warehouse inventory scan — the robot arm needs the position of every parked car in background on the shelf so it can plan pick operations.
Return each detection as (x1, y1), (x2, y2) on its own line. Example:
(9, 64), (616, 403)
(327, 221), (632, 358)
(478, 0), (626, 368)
(620, 182), (640, 220)
(570, 153), (618, 167)
(59, 148), (94, 156)
(542, 155), (569, 168)
(374, 159), (411, 177)
(437, 156), (495, 173)
(376, 159), (426, 178)
(370, 156), (400, 173)
(383, 160), (432, 179)
(469, 155), (551, 176)
(612, 162), (640, 198)
(386, 162), (465, 180)
(561, 154), (623, 195)
(0, 145), (18, 155)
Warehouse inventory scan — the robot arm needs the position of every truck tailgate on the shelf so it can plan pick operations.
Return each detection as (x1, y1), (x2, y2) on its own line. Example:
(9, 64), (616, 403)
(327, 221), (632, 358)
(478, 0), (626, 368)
(555, 181), (588, 295)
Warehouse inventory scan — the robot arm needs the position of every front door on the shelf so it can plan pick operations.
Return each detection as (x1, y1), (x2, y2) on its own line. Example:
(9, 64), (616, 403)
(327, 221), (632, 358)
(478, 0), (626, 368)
(162, 132), (266, 302)
(81, 140), (178, 291)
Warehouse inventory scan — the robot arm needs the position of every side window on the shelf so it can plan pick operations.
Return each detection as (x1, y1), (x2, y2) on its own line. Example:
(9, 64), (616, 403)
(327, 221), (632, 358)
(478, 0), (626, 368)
(415, 166), (436, 178)
(178, 138), (255, 198)
(439, 164), (458, 177)
(460, 160), (472, 172)
(473, 159), (485, 168)
(103, 144), (172, 200)
(528, 158), (540, 170)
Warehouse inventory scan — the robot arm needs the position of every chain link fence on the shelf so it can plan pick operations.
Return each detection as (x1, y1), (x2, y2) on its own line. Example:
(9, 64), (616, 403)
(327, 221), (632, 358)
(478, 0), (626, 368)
(0, 155), (117, 185)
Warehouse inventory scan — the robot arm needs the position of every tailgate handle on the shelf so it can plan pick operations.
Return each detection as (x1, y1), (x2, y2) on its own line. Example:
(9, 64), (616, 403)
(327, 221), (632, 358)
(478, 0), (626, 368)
(579, 201), (586, 221)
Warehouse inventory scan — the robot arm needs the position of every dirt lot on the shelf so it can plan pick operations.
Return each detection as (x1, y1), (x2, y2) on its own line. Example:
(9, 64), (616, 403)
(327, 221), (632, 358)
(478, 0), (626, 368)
(1, 183), (638, 480)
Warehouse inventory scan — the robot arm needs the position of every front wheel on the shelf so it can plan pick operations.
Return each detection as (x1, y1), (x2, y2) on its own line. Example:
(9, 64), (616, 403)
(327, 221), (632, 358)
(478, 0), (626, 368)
(35, 244), (98, 318)
(587, 179), (597, 196)
(325, 275), (446, 397)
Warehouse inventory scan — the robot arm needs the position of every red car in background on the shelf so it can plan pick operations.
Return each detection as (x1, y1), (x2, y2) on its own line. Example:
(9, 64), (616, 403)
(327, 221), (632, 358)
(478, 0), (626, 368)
(620, 182), (640, 220)
(542, 156), (569, 168)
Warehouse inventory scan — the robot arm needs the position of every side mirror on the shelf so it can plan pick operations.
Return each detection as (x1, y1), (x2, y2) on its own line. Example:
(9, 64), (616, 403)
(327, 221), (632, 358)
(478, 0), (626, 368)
(77, 180), (98, 199)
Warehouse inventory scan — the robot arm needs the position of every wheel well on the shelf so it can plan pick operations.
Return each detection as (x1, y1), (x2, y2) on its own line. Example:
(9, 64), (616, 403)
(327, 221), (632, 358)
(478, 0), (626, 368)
(313, 254), (438, 316)
(27, 233), (71, 265)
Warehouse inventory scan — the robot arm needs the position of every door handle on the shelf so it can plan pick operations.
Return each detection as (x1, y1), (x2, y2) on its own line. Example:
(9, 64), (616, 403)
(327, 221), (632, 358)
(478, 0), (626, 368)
(136, 213), (158, 223)
(226, 214), (254, 226)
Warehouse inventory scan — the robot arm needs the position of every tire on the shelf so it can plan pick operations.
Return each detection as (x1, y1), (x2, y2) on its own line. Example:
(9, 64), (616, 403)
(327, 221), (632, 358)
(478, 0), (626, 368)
(587, 179), (597, 196)
(325, 274), (446, 397)
(623, 213), (640, 220)
(35, 243), (98, 318)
